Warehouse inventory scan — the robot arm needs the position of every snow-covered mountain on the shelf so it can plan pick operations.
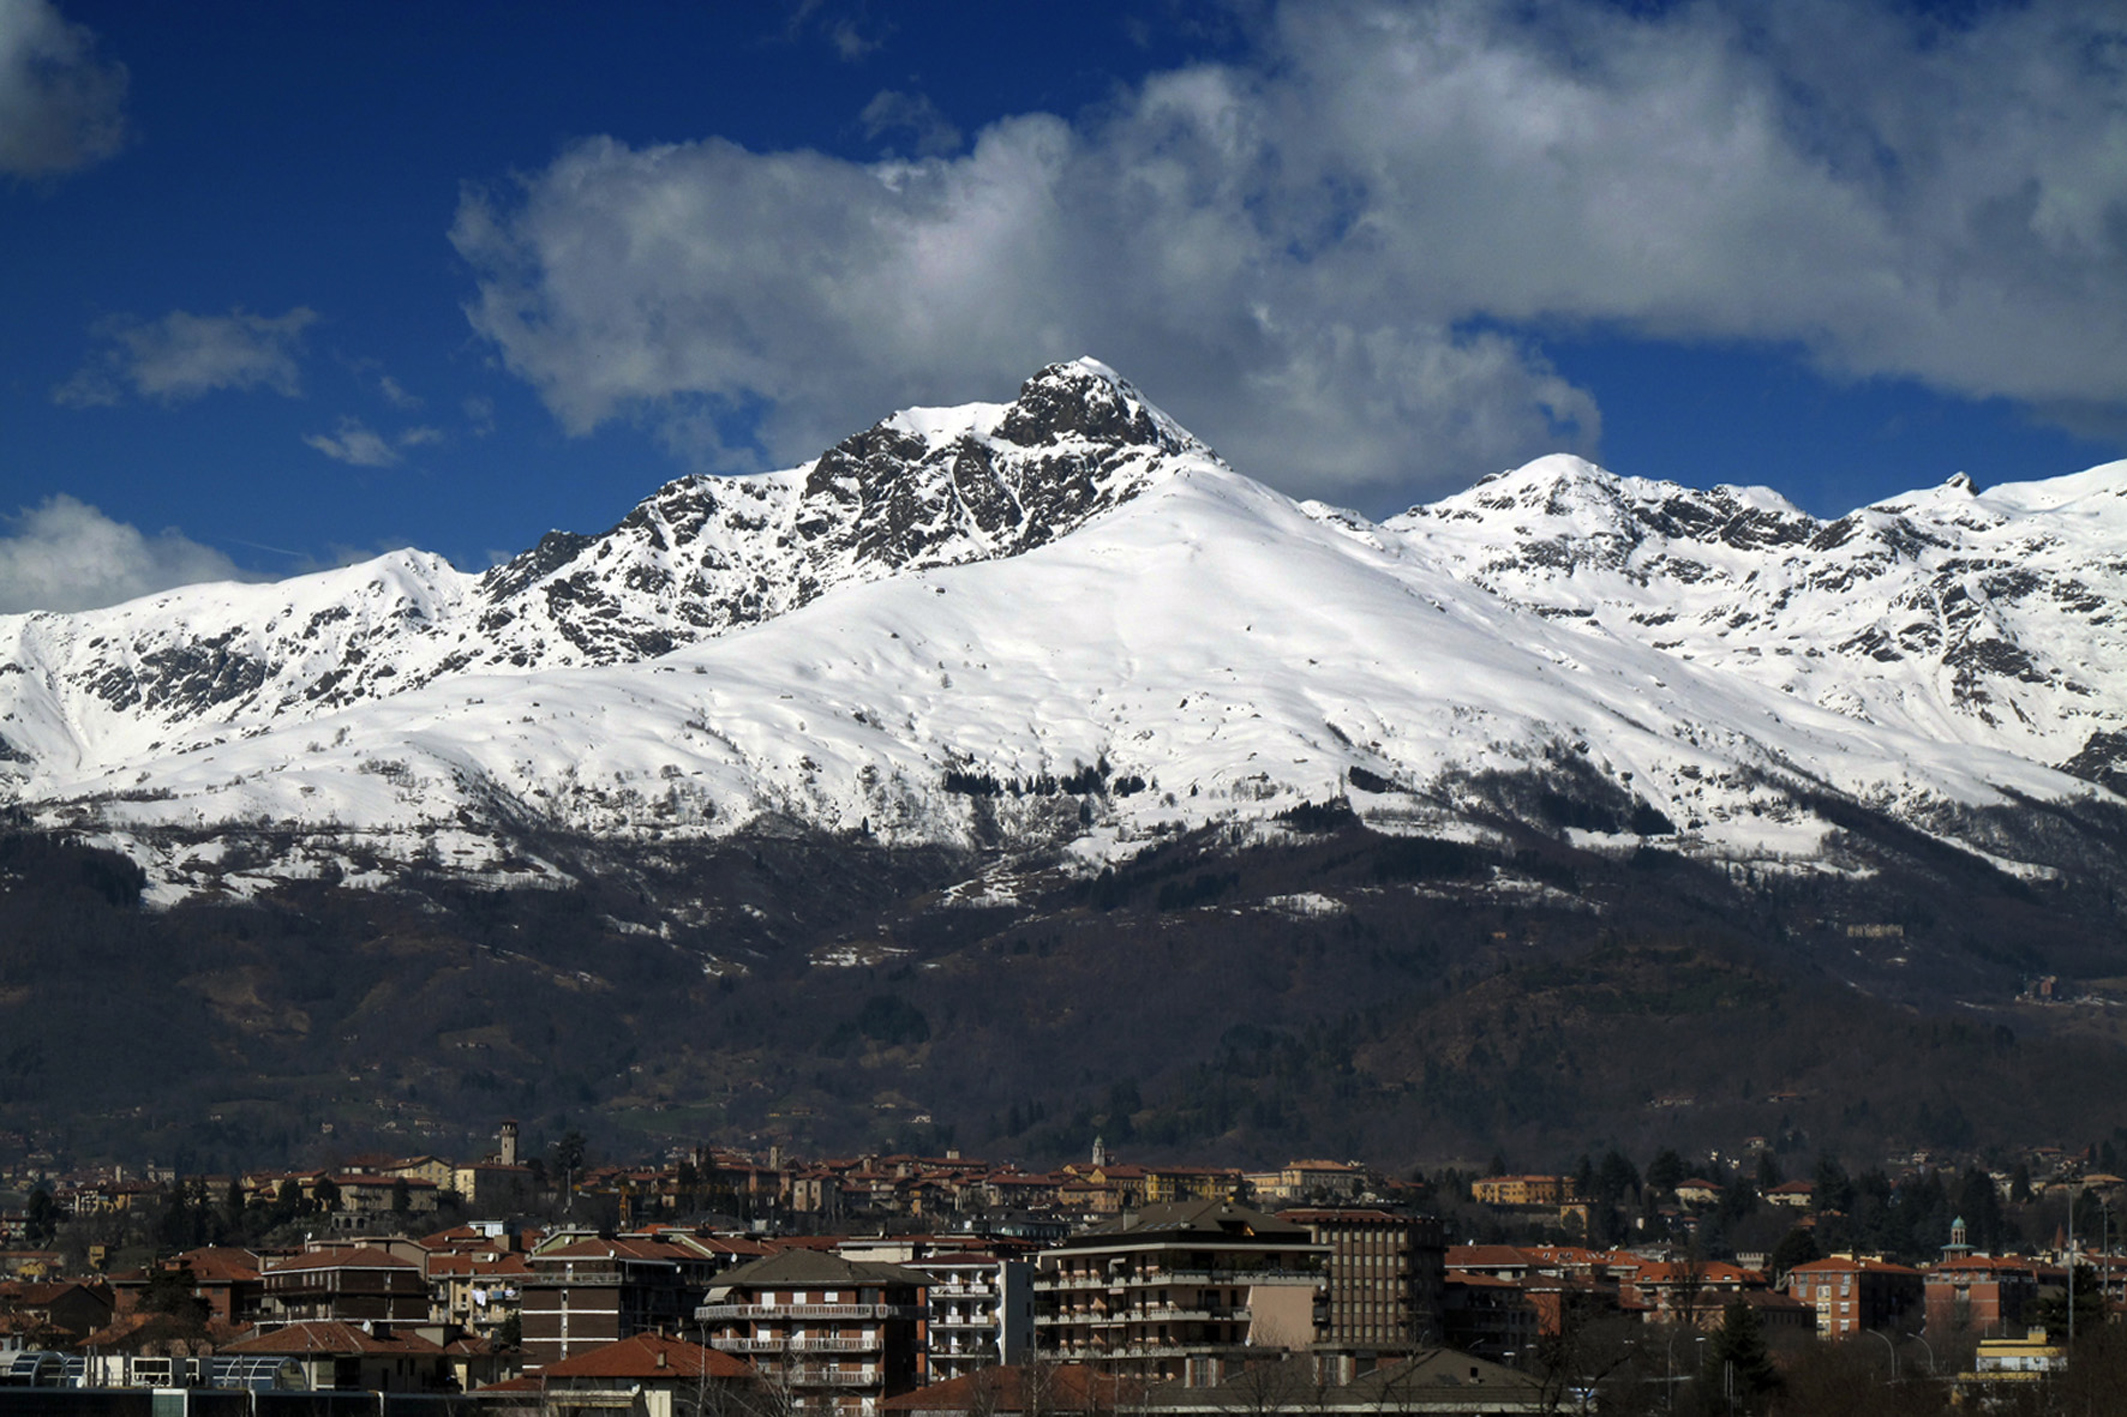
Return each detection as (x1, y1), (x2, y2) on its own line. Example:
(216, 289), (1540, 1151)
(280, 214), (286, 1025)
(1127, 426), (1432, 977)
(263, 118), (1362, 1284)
(1389, 456), (2127, 792)
(2, 358), (2123, 900)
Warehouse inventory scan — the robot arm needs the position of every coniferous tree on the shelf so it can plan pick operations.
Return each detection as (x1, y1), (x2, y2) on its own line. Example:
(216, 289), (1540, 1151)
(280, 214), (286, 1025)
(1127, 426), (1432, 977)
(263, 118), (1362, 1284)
(2036, 1266), (2105, 1336)
(24, 1188), (59, 1246)
(1597, 1150), (1641, 1205)
(1812, 1154), (1854, 1213)
(1703, 1298), (1780, 1414)
(1767, 1226), (1820, 1284)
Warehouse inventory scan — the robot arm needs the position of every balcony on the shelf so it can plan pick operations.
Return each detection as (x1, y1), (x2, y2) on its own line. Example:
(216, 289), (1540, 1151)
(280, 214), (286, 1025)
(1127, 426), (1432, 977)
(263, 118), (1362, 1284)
(1038, 1274), (1118, 1292)
(529, 1269), (628, 1287)
(710, 1337), (880, 1354)
(1127, 1267), (1318, 1287)
(783, 1367), (883, 1388)
(696, 1303), (919, 1321)
(1034, 1266), (1318, 1294)
(1042, 1341), (1250, 1362)
(1035, 1306), (1247, 1326)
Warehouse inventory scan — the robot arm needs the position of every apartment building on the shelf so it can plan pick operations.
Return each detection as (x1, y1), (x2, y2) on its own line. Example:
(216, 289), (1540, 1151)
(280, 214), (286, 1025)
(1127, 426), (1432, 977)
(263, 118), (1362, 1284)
(1784, 1256), (1924, 1340)
(261, 1246), (429, 1326)
(1034, 1199), (1325, 1384)
(910, 1250), (1032, 1384)
(520, 1235), (730, 1372)
(698, 1248), (930, 1413)
(1285, 1208), (1446, 1349)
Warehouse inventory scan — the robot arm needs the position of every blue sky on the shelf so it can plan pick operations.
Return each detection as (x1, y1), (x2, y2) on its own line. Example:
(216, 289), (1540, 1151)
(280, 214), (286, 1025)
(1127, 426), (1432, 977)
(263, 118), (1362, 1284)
(1, 0), (2122, 611)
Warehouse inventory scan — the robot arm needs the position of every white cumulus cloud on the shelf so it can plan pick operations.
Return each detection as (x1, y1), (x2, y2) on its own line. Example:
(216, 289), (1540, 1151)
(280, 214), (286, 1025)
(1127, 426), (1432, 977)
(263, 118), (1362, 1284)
(0, 0), (126, 179)
(55, 306), (318, 407)
(452, 0), (2127, 511)
(0, 496), (248, 613)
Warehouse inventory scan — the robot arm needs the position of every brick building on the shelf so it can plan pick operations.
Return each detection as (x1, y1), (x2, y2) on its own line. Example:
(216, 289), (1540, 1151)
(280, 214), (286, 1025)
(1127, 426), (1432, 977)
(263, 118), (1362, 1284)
(1784, 1256), (1924, 1340)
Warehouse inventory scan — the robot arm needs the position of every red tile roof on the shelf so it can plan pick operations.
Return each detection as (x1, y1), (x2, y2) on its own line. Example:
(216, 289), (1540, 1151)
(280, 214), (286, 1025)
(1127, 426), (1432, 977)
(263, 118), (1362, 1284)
(1787, 1257), (1921, 1278)
(223, 1321), (444, 1356)
(268, 1247), (416, 1274)
(535, 1332), (753, 1381)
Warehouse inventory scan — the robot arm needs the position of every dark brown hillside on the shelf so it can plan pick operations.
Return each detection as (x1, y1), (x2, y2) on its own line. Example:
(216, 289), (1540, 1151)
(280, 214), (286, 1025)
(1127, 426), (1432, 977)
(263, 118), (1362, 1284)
(0, 800), (2123, 1177)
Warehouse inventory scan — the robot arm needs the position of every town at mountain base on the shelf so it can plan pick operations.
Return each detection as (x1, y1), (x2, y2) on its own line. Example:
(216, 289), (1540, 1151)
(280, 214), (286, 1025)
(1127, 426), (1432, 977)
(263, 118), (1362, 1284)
(6, 1136), (2126, 1415)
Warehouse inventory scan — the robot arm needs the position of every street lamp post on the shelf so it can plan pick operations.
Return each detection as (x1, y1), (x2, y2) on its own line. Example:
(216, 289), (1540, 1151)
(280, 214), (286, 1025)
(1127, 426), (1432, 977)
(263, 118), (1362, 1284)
(2101, 1196), (2113, 1315)
(1867, 1328), (1898, 1382)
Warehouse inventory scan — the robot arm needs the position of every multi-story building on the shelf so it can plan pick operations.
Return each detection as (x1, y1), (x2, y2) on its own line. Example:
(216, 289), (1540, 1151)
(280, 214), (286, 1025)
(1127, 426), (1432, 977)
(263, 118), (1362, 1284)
(1784, 1256), (1925, 1340)
(261, 1246), (430, 1327)
(1034, 1199), (1324, 1384)
(698, 1247), (930, 1414)
(833, 1237), (1035, 1386)
(1615, 1258), (1767, 1328)
(910, 1250), (1032, 1384)
(109, 1247), (262, 1327)
(498, 1332), (757, 1417)
(1470, 1175), (1573, 1208)
(1925, 1255), (2040, 1338)
(1440, 1273), (1538, 1365)
(1245, 1161), (1368, 1205)
(219, 1320), (455, 1393)
(424, 1247), (532, 1342)
(520, 1235), (731, 1372)
(1284, 1208), (1445, 1349)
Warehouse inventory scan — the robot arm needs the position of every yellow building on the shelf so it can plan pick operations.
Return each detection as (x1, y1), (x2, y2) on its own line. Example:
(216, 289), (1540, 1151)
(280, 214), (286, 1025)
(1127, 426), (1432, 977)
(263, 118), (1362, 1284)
(1471, 1175), (1569, 1207)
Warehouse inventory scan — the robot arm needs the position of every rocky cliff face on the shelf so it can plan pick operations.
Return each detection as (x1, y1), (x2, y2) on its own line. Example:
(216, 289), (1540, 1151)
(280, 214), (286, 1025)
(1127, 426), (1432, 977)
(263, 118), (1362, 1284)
(470, 356), (1198, 668)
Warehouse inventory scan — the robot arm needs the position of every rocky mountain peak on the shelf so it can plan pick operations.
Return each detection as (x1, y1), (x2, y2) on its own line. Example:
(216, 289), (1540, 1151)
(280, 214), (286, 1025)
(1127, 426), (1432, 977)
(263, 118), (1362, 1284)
(0, 360), (1226, 770)
(994, 358), (1193, 453)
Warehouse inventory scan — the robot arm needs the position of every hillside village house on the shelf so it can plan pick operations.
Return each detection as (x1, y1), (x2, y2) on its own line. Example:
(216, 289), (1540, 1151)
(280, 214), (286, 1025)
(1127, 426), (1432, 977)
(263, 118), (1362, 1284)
(1469, 1175), (1573, 1208)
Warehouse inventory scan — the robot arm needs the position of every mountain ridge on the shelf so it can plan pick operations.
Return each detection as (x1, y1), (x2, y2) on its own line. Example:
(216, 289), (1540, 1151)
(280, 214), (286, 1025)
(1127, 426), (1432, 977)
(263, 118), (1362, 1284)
(1, 361), (2123, 910)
